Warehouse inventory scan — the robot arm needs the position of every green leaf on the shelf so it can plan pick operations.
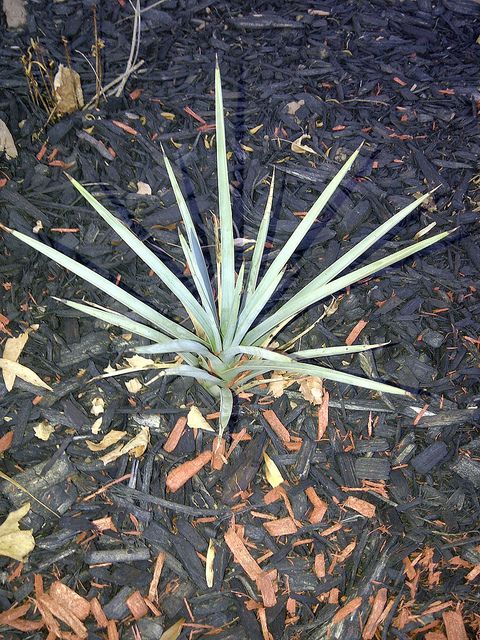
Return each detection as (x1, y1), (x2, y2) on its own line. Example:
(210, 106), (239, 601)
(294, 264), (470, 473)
(67, 175), (218, 348)
(222, 262), (245, 349)
(162, 151), (217, 322)
(221, 345), (293, 363)
(245, 229), (452, 345)
(215, 60), (235, 336)
(292, 343), (388, 359)
(218, 387), (233, 439)
(244, 170), (275, 302)
(231, 360), (409, 396)
(8, 227), (198, 342)
(134, 339), (213, 357)
(55, 297), (170, 343)
(235, 145), (363, 343)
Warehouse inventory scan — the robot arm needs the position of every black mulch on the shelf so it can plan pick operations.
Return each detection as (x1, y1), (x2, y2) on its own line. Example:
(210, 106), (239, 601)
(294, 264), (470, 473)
(1, 1), (480, 638)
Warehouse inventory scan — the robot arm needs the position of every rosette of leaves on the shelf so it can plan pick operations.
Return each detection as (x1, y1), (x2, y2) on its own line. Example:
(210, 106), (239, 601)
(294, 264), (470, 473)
(3, 62), (453, 437)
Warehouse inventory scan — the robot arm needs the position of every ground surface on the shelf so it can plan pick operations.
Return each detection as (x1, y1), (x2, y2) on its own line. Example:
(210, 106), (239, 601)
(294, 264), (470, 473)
(0, 1), (479, 639)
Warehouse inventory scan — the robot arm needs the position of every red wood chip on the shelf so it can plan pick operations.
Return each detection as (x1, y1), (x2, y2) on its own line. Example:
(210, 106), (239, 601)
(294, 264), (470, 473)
(442, 610), (468, 640)
(263, 517), (298, 537)
(362, 587), (388, 639)
(332, 596), (363, 625)
(317, 391), (329, 440)
(344, 496), (376, 518)
(262, 409), (291, 443)
(345, 319), (368, 345)
(126, 591), (148, 620)
(163, 416), (187, 453)
(166, 450), (212, 493)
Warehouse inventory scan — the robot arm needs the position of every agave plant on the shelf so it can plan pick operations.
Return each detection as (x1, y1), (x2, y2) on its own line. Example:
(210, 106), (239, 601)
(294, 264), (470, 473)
(2, 62), (453, 438)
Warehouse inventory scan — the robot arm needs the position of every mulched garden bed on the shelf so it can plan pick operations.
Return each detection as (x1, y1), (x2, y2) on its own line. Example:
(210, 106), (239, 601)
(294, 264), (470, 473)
(0, 1), (479, 638)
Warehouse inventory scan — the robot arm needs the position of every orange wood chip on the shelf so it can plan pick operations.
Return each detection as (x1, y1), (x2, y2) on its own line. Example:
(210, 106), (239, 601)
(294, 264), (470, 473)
(320, 523), (342, 537)
(49, 581), (90, 620)
(224, 526), (262, 581)
(425, 633), (447, 640)
(442, 610), (468, 640)
(362, 587), (388, 639)
(211, 436), (226, 470)
(332, 596), (363, 625)
(37, 594), (87, 638)
(465, 564), (480, 582)
(317, 391), (329, 440)
(107, 619), (120, 640)
(314, 553), (326, 579)
(305, 487), (327, 523)
(166, 450), (212, 493)
(163, 416), (187, 453)
(126, 591), (148, 620)
(148, 551), (166, 603)
(345, 319), (368, 345)
(89, 597), (108, 628)
(344, 496), (376, 518)
(225, 427), (250, 459)
(262, 409), (291, 443)
(255, 572), (277, 609)
(263, 517), (298, 537)
(0, 431), (13, 453)
(112, 120), (138, 135)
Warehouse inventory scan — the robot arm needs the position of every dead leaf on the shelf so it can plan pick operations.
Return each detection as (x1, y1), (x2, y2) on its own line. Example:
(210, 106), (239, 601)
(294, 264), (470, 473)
(268, 372), (295, 398)
(206, 539), (215, 588)
(0, 358), (52, 391)
(2, 327), (35, 390)
(137, 181), (152, 195)
(125, 354), (156, 369)
(291, 134), (317, 155)
(286, 99), (304, 115)
(0, 119), (18, 159)
(90, 397), (105, 416)
(299, 376), (323, 405)
(187, 405), (215, 432)
(125, 377), (142, 394)
(100, 427), (150, 464)
(160, 618), (185, 640)
(33, 421), (55, 441)
(53, 64), (84, 115)
(263, 452), (284, 488)
(86, 430), (126, 451)
(0, 503), (35, 561)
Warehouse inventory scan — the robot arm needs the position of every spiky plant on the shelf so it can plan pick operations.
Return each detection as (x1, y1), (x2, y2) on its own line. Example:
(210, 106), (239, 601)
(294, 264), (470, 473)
(2, 63), (453, 438)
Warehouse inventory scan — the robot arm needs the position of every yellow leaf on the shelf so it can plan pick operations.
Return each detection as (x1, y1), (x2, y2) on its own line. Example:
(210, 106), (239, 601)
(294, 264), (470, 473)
(34, 421), (55, 441)
(160, 619), (185, 640)
(86, 430), (126, 451)
(2, 327), (34, 391)
(299, 376), (323, 405)
(161, 112), (176, 121)
(268, 372), (295, 399)
(286, 99), (304, 115)
(249, 124), (263, 135)
(125, 355), (156, 369)
(187, 405), (215, 432)
(240, 143), (253, 152)
(91, 417), (103, 434)
(100, 427), (150, 465)
(263, 452), (284, 488)
(291, 134), (317, 155)
(0, 503), (35, 562)
(0, 358), (52, 391)
(206, 539), (215, 588)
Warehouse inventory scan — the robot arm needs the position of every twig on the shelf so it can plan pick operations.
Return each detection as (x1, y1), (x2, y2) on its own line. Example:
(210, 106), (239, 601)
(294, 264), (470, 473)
(115, 0), (142, 98)
(82, 59), (144, 110)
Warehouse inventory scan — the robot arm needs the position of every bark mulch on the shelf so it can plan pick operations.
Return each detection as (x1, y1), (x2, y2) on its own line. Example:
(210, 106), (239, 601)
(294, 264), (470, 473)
(0, 1), (479, 639)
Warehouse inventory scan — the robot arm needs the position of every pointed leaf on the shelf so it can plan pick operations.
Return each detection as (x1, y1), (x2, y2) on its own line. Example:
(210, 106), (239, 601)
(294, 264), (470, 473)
(292, 343), (388, 359)
(219, 386), (233, 438)
(215, 62), (235, 334)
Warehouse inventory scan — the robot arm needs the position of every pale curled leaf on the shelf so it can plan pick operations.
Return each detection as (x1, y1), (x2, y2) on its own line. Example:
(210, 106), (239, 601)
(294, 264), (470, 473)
(86, 430), (126, 451)
(206, 539), (215, 588)
(299, 376), (324, 405)
(0, 358), (52, 391)
(0, 119), (18, 159)
(291, 134), (317, 155)
(100, 427), (150, 464)
(160, 619), (185, 640)
(0, 503), (35, 562)
(2, 327), (34, 391)
(263, 452), (284, 488)
(33, 421), (55, 441)
(187, 405), (215, 432)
